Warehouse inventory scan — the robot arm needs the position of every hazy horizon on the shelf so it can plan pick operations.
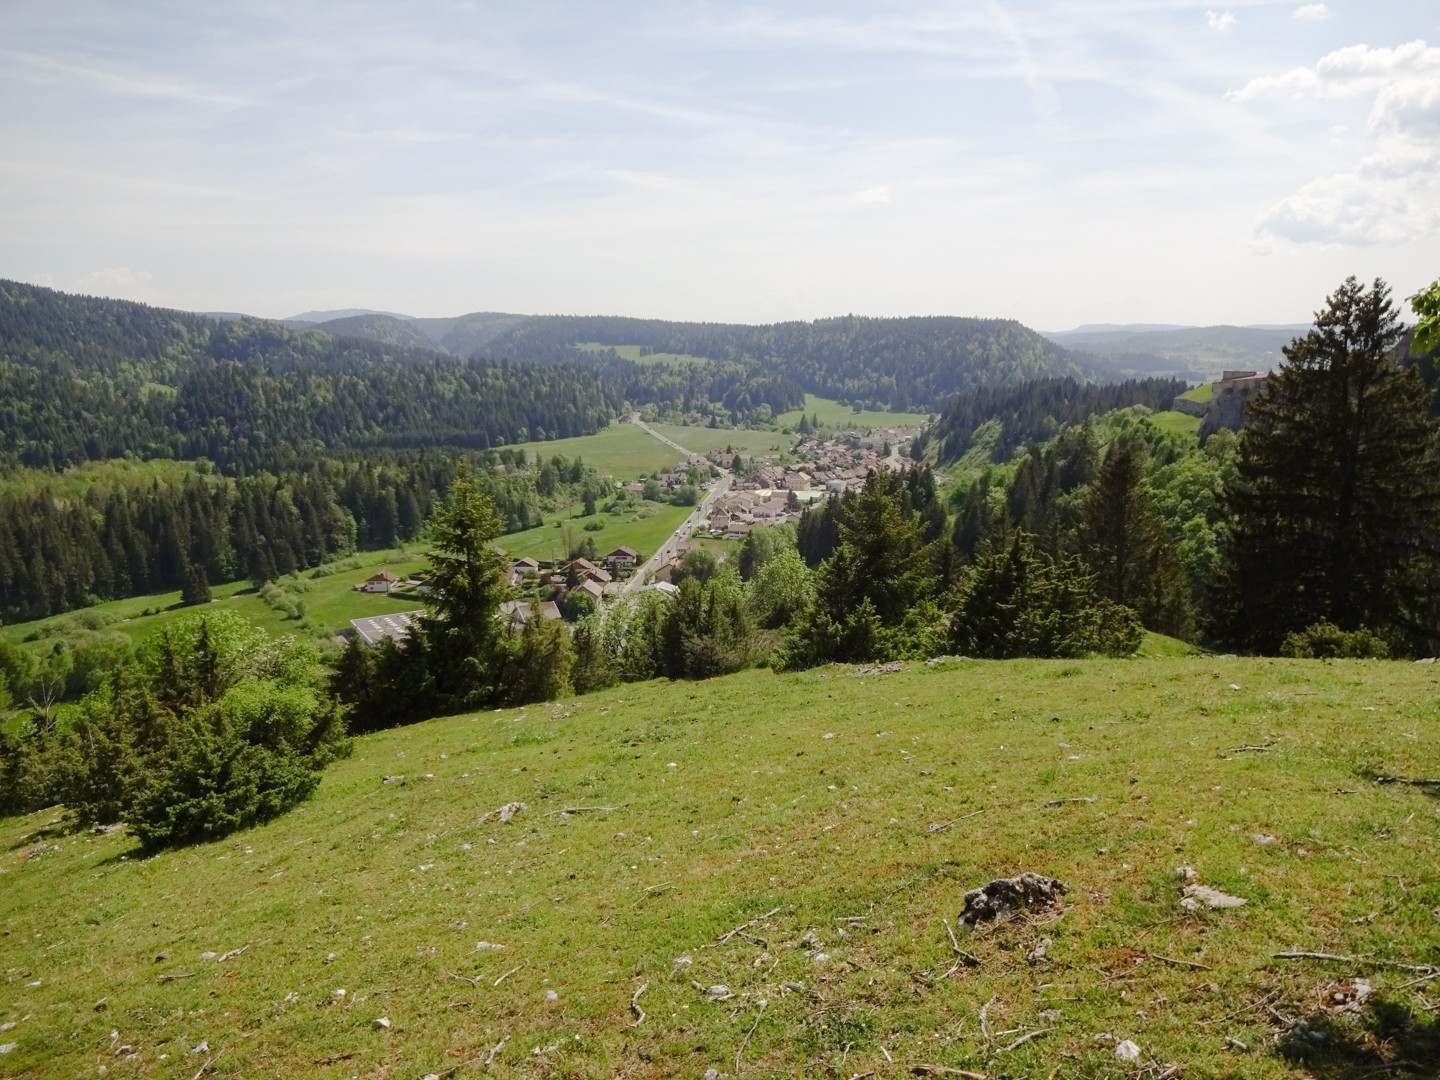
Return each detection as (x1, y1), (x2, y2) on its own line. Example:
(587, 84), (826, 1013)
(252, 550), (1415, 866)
(2, 2), (1435, 329)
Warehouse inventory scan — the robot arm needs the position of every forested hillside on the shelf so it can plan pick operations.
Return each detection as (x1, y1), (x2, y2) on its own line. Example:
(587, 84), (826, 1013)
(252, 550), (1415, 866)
(0, 281), (624, 470)
(320, 310), (1086, 411)
(914, 376), (1188, 464)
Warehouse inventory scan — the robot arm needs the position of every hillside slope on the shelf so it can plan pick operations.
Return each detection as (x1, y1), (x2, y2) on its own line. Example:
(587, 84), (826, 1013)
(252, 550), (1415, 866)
(3, 658), (1437, 1078)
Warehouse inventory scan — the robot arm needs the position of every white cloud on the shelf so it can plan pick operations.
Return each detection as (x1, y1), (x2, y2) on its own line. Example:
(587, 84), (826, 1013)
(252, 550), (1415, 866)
(1233, 41), (1440, 245)
(1206, 11), (1236, 33)
(852, 184), (892, 205)
(1291, 4), (1329, 22)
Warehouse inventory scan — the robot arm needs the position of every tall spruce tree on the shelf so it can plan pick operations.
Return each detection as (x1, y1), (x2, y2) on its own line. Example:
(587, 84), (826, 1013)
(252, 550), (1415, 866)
(1077, 440), (1192, 638)
(1215, 277), (1440, 653)
(416, 469), (515, 711)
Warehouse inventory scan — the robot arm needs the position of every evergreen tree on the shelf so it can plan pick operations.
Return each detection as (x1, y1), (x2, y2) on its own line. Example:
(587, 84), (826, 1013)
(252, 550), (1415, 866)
(1076, 441), (1192, 638)
(1215, 277), (1440, 653)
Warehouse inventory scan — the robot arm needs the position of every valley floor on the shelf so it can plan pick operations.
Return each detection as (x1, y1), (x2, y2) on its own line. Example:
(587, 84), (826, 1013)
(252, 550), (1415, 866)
(3, 657), (1438, 1078)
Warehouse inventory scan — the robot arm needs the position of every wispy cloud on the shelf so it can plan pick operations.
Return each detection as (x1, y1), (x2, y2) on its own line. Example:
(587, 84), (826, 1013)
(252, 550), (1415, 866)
(1291, 4), (1329, 22)
(1230, 40), (1440, 245)
(1206, 11), (1237, 33)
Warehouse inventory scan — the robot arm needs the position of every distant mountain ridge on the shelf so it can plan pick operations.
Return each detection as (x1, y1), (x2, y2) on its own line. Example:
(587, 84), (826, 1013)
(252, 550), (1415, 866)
(1041, 324), (1313, 381)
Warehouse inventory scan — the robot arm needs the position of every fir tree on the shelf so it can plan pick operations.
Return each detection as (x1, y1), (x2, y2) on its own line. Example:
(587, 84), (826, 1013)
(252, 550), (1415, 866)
(1215, 277), (1440, 653)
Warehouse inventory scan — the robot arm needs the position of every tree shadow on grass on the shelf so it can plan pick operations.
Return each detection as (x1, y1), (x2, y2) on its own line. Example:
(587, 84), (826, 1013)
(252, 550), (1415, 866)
(1277, 998), (1440, 1078)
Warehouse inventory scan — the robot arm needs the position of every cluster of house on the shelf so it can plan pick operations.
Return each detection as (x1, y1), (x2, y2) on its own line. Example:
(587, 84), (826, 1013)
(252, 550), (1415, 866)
(347, 545), (643, 646)
(619, 456), (711, 496)
(503, 545), (638, 606)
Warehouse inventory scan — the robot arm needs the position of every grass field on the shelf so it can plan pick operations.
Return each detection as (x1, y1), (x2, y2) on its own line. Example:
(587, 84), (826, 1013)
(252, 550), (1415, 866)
(498, 425), (687, 482)
(495, 503), (691, 566)
(777, 394), (933, 432)
(4, 656), (1439, 1078)
(1, 549), (431, 649)
(1178, 383), (1215, 404)
(645, 424), (795, 459)
(1149, 410), (1203, 438)
(576, 343), (711, 367)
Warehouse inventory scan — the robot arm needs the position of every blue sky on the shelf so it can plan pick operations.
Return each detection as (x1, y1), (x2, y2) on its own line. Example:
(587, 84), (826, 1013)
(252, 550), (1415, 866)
(1, 1), (1436, 328)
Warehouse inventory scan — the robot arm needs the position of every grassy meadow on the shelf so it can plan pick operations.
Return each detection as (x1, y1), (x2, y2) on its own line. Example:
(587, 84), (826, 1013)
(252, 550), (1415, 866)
(777, 394), (933, 432)
(497, 426), (688, 482)
(4, 656), (1439, 1078)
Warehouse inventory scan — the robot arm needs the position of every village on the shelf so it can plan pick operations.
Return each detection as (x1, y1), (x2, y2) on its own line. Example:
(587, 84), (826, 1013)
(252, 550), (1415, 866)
(346, 422), (925, 647)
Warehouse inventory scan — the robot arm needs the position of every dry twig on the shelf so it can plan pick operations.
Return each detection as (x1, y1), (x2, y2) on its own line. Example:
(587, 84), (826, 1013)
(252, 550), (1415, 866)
(156, 972), (197, 984)
(493, 964), (522, 987)
(312, 1050), (367, 1065)
(1272, 952), (1439, 974)
(996, 1028), (1052, 1053)
(446, 971), (483, 987)
(908, 1066), (988, 1078)
(1147, 952), (1213, 971)
(712, 906), (783, 947)
(544, 805), (619, 816)
(629, 982), (648, 1026)
(943, 919), (980, 967)
(1044, 796), (1096, 807)
(734, 999), (768, 1075)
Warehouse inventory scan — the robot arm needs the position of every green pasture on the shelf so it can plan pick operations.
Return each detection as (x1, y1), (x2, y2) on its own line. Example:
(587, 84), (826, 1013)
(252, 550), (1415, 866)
(4, 655), (1440, 1077)
(777, 394), (932, 432)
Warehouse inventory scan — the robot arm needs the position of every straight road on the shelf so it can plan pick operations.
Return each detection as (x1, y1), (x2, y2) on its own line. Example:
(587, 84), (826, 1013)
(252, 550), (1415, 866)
(620, 416), (733, 593)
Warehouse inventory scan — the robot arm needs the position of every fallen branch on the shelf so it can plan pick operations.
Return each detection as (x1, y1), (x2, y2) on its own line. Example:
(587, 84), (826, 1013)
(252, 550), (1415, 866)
(1272, 952), (1440, 974)
(734, 999), (768, 1075)
(908, 1066), (988, 1078)
(483, 1036), (507, 1068)
(1044, 796), (1096, 807)
(927, 809), (986, 832)
(217, 945), (249, 962)
(493, 964), (522, 987)
(445, 971), (482, 987)
(543, 805), (619, 816)
(996, 1028), (1052, 1054)
(712, 906), (784, 947)
(1370, 776), (1440, 787)
(629, 982), (648, 1027)
(191, 1059), (212, 1080)
(1227, 744), (1274, 753)
(1147, 952), (1213, 971)
(156, 972), (198, 984)
(944, 919), (980, 967)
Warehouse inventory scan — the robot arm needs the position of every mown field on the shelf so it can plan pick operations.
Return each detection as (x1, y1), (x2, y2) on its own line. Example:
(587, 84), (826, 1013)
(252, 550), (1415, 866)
(4, 656), (1438, 1078)
(776, 394), (933, 432)
(496, 425), (687, 482)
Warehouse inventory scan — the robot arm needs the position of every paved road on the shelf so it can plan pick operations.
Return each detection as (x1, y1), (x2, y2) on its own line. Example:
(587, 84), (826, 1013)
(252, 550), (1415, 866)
(620, 416), (733, 594)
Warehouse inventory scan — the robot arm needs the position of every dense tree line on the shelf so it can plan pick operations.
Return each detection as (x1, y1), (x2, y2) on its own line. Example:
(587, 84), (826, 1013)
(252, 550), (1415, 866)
(467, 314), (1083, 412)
(0, 450), (609, 624)
(911, 376), (1188, 464)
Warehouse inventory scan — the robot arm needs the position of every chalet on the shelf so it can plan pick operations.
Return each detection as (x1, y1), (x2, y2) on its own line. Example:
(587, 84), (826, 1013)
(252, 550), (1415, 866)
(498, 599), (565, 630)
(357, 569), (402, 594)
(576, 578), (606, 603)
(647, 580), (679, 596)
(349, 610), (424, 646)
(651, 557), (681, 584)
(603, 546), (640, 571)
(512, 556), (541, 574)
(726, 521), (753, 540)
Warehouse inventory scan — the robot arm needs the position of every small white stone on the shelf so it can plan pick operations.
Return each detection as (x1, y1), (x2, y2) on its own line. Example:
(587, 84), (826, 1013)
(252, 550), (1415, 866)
(476, 941), (505, 951)
(332, 988), (346, 999)
(199, 952), (217, 960)
(0, 1044), (16, 1055)
(371, 1017), (390, 1030)
(190, 1041), (208, 1054)
(1115, 1039), (1141, 1062)
(545, 990), (558, 1001)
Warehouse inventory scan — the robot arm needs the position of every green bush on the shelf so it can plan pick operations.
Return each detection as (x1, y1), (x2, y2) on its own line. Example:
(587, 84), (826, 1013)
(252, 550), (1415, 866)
(56, 611), (349, 847)
(1279, 621), (1391, 659)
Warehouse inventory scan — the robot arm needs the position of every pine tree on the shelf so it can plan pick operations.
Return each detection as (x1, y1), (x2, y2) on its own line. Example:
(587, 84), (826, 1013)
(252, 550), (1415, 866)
(1077, 441), (1192, 638)
(1215, 277), (1440, 653)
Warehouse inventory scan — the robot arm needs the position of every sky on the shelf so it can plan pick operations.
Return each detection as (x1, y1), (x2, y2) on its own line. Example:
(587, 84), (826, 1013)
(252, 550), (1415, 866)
(1, 1), (1436, 330)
